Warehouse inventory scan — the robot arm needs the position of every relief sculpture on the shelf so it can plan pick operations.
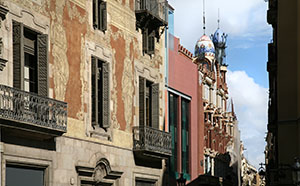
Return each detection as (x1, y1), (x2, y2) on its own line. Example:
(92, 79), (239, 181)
(50, 0), (69, 101)
(122, 37), (134, 131)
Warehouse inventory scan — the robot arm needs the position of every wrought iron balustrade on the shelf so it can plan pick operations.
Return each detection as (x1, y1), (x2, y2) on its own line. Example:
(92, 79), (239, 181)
(0, 84), (67, 132)
(133, 125), (172, 157)
(135, 0), (168, 24)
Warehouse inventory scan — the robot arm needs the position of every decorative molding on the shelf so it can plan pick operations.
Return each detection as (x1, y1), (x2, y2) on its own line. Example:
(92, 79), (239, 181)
(0, 58), (7, 71)
(0, 5), (8, 20)
(76, 158), (123, 185)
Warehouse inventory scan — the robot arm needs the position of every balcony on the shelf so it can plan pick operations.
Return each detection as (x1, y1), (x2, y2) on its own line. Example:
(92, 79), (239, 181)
(135, 0), (168, 32)
(133, 125), (172, 159)
(0, 85), (67, 136)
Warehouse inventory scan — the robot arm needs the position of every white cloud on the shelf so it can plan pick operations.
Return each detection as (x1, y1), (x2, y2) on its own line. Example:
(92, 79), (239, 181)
(227, 70), (268, 168)
(168, 0), (271, 52)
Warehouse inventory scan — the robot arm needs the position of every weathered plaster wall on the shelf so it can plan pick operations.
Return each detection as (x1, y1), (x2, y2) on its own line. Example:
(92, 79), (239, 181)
(0, 0), (167, 185)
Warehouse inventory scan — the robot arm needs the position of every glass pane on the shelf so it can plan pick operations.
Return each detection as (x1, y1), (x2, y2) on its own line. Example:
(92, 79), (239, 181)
(24, 66), (29, 79)
(6, 165), (44, 186)
(24, 81), (30, 92)
(181, 98), (190, 174)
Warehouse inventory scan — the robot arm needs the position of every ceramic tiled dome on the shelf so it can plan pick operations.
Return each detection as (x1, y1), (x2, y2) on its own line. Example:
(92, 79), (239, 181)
(194, 35), (215, 62)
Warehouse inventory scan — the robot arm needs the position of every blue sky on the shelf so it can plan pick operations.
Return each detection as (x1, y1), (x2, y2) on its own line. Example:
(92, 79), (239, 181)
(168, 0), (272, 168)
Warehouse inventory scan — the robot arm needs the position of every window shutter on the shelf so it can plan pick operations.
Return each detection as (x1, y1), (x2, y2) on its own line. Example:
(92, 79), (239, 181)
(102, 62), (110, 128)
(100, 1), (107, 31)
(148, 31), (155, 55)
(142, 29), (148, 54)
(12, 21), (24, 90)
(91, 57), (98, 126)
(37, 34), (48, 97)
(139, 77), (146, 126)
(93, 0), (99, 29)
(151, 83), (159, 129)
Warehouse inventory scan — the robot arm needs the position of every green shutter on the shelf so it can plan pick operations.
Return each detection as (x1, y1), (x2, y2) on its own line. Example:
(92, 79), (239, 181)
(148, 31), (155, 55)
(151, 83), (159, 129)
(37, 34), (48, 97)
(12, 21), (24, 90)
(91, 57), (98, 126)
(93, 0), (99, 29)
(142, 29), (148, 54)
(102, 62), (110, 128)
(100, 1), (107, 31)
(139, 77), (146, 126)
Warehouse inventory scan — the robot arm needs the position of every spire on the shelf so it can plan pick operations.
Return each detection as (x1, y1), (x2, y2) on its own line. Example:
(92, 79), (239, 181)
(231, 98), (236, 119)
(203, 0), (206, 34)
(217, 8), (220, 29)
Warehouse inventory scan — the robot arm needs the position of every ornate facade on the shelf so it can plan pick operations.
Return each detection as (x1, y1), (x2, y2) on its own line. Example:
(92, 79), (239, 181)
(0, 0), (170, 185)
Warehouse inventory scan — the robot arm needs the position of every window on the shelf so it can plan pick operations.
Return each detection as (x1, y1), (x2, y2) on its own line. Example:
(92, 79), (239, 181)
(13, 21), (48, 96)
(203, 85), (209, 101)
(204, 155), (212, 175)
(91, 57), (110, 129)
(93, 0), (107, 31)
(142, 28), (155, 55)
(181, 98), (190, 174)
(139, 77), (159, 129)
(6, 164), (45, 186)
(169, 93), (178, 173)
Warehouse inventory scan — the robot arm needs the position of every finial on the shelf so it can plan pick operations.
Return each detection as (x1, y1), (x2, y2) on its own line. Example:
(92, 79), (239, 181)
(218, 8), (220, 29)
(203, 0), (206, 34)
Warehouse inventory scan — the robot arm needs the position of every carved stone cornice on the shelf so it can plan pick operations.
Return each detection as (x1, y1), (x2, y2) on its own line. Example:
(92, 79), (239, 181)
(0, 58), (7, 71)
(0, 5), (8, 20)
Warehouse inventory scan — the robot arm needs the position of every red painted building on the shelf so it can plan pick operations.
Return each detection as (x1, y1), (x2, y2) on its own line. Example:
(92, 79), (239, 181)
(166, 26), (241, 186)
(165, 34), (202, 184)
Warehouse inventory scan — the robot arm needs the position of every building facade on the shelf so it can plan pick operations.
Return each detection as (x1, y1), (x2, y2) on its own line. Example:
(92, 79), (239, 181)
(192, 30), (241, 186)
(164, 5), (242, 184)
(165, 35), (200, 185)
(0, 0), (171, 185)
(265, 0), (300, 185)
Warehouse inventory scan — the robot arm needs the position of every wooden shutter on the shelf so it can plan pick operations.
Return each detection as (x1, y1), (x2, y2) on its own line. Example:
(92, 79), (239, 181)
(148, 31), (155, 55)
(91, 57), (98, 126)
(100, 1), (107, 31)
(142, 29), (148, 54)
(37, 34), (48, 97)
(102, 62), (110, 128)
(151, 83), (159, 129)
(12, 21), (24, 90)
(139, 77), (146, 126)
(93, 0), (99, 29)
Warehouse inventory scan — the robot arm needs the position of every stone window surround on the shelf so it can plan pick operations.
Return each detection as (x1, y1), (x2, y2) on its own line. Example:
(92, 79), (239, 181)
(86, 42), (112, 141)
(3, 154), (52, 186)
(3, 4), (49, 86)
(134, 62), (160, 128)
(133, 172), (159, 186)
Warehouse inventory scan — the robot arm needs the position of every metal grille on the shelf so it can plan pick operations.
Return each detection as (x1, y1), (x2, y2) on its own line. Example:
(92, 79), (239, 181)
(133, 125), (172, 156)
(135, 0), (168, 23)
(0, 85), (67, 132)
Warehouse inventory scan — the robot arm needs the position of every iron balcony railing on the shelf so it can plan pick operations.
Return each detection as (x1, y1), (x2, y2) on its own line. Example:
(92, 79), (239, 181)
(135, 0), (168, 24)
(0, 85), (67, 133)
(133, 125), (172, 157)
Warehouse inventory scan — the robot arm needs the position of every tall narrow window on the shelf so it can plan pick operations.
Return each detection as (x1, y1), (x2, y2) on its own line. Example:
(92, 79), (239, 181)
(142, 28), (155, 55)
(6, 164), (45, 186)
(169, 93), (178, 173)
(93, 0), (107, 31)
(139, 77), (159, 129)
(13, 21), (48, 96)
(181, 98), (190, 174)
(91, 57), (110, 129)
